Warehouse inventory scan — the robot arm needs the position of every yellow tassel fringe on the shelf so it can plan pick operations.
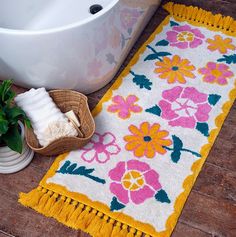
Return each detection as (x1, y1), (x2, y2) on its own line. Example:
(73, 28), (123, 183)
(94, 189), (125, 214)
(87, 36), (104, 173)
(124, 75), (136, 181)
(19, 186), (145, 237)
(163, 2), (236, 35)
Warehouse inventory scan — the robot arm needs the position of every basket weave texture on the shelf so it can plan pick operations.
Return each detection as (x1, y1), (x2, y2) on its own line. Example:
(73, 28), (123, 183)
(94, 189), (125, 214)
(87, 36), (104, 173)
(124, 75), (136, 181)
(25, 90), (95, 156)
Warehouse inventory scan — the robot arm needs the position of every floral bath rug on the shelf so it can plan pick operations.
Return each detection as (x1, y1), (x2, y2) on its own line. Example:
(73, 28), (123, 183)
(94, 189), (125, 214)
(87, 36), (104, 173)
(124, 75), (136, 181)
(19, 2), (236, 237)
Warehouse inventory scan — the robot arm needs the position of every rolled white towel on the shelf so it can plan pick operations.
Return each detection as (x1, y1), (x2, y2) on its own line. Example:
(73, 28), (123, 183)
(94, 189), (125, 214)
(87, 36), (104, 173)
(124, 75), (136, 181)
(15, 88), (78, 146)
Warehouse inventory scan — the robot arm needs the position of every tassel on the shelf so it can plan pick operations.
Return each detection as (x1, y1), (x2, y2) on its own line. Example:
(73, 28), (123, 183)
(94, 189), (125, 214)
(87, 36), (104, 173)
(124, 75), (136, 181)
(119, 224), (128, 237)
(86, 213), (102, 235)
(127, 228), (137, 237)
(66, 202), (83, 227)
(99, 218), (114, 236)
(36, 189), (51, 213)
(50, 195), (66, 217)
(84, 209), (97, 229)
(19, 186), (44, 208)
(44, 192), (58, 217)
(58, 198), (73, 223)
(74, 205), (89, 229)
(111, 222), (121, 237)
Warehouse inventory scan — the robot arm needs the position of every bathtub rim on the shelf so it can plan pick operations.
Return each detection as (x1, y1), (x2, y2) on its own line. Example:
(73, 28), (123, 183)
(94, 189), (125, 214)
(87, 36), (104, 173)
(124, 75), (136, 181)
(0, 0), (119, 35)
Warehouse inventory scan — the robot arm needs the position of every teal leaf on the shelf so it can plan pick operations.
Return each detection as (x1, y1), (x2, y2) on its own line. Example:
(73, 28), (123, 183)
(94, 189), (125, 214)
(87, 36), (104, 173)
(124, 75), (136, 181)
(156, 39), (169, 46)
(208, 94), (221, 106)
(57, 161), (106, 184)
(171, 150), (181, 163)
(155, 189), (171, 203)
(144, 53), (161, 61)
(130, 71), (152, 90)
(172, 135), (183, 151)
(110, 197), (126, 211)
(217, 54), (236, 64)
(170, 21), (179, 27)
(196, 122), (209, 137)
(156, 52), (172, 57)
(145, 105), (161, 116)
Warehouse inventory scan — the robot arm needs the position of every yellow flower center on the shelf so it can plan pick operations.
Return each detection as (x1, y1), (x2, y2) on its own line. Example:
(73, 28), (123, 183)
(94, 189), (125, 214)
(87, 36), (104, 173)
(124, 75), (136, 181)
(211, 69), (222, 78)
(177, 31), (194, 42)
(122, 170), (145, 191)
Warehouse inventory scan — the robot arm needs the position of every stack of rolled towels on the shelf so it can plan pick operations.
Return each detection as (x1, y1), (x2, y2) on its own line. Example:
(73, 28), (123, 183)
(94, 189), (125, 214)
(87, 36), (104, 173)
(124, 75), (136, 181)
(15, 88), (79, 147)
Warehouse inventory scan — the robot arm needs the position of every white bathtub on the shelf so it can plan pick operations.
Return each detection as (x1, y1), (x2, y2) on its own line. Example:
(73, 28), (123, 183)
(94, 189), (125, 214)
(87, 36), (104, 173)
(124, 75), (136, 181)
(0, 0), (161, 93)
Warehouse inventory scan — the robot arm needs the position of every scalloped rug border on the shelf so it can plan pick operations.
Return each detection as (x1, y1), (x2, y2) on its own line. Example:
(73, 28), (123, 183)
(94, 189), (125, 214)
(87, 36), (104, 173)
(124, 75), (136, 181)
(19, 2), (236, 237)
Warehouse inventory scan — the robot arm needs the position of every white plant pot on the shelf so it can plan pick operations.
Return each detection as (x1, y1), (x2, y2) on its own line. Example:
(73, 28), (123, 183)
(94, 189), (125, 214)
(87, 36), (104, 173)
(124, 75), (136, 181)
(0, 121), (34, 174)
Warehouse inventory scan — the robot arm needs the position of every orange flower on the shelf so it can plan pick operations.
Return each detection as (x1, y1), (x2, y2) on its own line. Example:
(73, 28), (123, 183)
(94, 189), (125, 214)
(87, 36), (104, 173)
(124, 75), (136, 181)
(206, 35), (236, 54)
(124, 122), (172, 158)
(154, 55), (196, 84)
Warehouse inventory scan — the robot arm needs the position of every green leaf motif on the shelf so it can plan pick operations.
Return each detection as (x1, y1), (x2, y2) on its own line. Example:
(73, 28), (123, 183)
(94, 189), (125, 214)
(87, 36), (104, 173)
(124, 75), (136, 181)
(110, 197), (126, 211)
(156, 52), (172, 57)
(130, 71), (152, 90)
(208, 94), (221, 106)
(171, 150), (181, 163)
(1, 124), (23, 153)
(145, 105), (161, 116)
(170, 21), (179, 27)
(196, 122), (209, 137)
(57, 161), (106, 184)
(217, 54), (236, 64)
(155, 189), (171, 203)
(156, 39), (169, 46)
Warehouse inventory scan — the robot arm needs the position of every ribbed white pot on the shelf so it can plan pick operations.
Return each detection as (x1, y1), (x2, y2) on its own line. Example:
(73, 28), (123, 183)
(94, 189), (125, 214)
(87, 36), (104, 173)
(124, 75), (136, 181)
(0, 121), (34, 174)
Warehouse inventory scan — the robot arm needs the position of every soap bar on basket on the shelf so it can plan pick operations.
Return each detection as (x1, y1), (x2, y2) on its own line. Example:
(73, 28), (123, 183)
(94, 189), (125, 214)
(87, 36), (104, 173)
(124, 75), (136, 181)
(15, 88), (78, 147)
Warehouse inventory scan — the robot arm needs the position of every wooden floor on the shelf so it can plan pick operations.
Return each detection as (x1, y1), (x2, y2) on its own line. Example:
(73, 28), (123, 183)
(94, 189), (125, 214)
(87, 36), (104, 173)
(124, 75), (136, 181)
(0, 0), (236, 236)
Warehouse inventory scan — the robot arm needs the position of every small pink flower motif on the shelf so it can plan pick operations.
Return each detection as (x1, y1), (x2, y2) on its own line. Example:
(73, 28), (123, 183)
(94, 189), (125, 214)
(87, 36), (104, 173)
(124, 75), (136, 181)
(120, 8), (142, 30)
(159, 86), (212, 128)
(107, 95), (142, 119)
(81, 132), (121, 164)
(198, 62), (234, 85)
(109, 160), (161, 205)
(166, 24), (205, 49)
(87, 59), (103, 77)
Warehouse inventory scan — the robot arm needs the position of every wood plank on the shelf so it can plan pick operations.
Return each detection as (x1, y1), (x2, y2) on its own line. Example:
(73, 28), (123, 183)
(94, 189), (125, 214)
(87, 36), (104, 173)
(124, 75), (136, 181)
(179, 191), (236, 236)
(193, 163), (236, 204)
(173, 222), (211, 237)
(0, 191), (78, 237)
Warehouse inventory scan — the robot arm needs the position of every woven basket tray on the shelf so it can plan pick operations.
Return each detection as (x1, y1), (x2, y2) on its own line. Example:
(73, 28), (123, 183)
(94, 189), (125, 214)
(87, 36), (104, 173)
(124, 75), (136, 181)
(25, 90), (95, 156)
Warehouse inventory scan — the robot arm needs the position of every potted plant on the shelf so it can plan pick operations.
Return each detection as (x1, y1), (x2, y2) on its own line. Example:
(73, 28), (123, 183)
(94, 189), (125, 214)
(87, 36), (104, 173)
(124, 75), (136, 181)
(0, 80), (34, 174)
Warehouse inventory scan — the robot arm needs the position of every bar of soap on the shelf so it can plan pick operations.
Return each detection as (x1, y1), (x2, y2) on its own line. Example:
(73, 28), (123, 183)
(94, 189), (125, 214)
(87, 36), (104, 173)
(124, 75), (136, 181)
(65, 110), (81, 127)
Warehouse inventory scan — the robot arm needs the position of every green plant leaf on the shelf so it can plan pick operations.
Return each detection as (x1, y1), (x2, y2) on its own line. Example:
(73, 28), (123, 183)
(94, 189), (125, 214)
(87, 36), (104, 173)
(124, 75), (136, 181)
(156, 39), (169, 46)
(145, 105), (161, 116)
(110, 197), (126, 211)
(0, 80), (15, 104)
(208, 94), (221, 106)
(1, 124), (23, 153)
(155, 189), (171, 203)
(196, 122), (209, 137)
(0, 111), (8, 134)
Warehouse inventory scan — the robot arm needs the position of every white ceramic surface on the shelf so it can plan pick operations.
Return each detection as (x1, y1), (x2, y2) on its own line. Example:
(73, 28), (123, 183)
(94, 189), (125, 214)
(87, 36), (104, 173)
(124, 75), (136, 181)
(0, 0), (161, 93)
(0, 122), (34, 174)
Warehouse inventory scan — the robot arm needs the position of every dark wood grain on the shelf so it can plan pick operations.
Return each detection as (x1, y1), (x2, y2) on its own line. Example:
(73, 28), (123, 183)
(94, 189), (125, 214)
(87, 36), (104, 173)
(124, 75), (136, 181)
(0, 0), (236, 236)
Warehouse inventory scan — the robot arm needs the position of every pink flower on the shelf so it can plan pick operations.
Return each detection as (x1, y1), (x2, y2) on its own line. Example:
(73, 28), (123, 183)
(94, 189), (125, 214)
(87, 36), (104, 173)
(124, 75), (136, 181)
(109, 160), (161, 205)
(166, 25), (205, 49)
(81, 132), (121, 163)
(120, 8), (142, 30)
(198, 62), (234, 85)
(107, 95), (142, 119)
(159, 86), (212, 128)
(87, 59), (103, 77)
